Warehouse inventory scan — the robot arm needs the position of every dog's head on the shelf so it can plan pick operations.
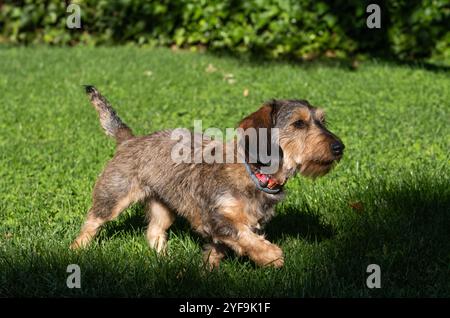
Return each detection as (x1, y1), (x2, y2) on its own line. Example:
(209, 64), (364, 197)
(238, 99), (344, 178)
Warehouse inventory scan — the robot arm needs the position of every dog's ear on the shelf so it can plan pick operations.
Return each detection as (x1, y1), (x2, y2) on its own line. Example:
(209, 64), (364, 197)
(238, 102), (280, 167)
(238, 102), (277, 131)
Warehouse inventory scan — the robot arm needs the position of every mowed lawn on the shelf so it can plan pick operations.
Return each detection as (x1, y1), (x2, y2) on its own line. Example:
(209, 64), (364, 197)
(0, 47), (449, 297)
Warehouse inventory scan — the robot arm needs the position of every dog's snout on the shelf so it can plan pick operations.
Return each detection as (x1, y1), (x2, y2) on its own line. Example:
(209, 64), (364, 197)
(331, 141), (344, 156)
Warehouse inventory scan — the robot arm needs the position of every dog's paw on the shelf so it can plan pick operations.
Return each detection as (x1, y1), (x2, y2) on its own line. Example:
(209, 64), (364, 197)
(268, 255), (285, 268)
(148, 234), (168, 254)
(69, 242), (80, 250)
(256, 243), (284, 268)
(203, 253), (221, 271)
(70, 236), (90, 250)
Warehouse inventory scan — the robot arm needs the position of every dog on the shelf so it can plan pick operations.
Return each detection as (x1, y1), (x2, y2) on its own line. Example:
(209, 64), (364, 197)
(71, 86), (344, 268)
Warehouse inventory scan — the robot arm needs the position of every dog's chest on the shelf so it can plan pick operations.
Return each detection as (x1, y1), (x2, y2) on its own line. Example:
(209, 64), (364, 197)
(243, 194), (278, 231)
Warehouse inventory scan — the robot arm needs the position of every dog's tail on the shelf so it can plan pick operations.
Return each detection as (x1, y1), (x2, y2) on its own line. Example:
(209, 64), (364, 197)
(84, 85), (134, 144)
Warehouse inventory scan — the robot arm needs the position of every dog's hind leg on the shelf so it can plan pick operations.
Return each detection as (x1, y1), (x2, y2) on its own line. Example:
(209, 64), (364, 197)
(145, 199), (175, 254)
(70, 210), (112, 250)
(71, 199), (133, 249)
(71, 171), (144, 249)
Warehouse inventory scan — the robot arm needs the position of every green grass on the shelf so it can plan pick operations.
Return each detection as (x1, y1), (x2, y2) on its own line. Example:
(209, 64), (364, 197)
(0, 46), (449, 297)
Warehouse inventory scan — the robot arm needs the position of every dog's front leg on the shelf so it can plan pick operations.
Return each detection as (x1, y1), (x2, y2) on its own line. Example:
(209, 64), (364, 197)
(221, 227), (284, 268)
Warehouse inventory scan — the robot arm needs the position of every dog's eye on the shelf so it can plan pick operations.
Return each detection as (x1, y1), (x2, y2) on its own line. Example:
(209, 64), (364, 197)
(293, 120), (306, 129)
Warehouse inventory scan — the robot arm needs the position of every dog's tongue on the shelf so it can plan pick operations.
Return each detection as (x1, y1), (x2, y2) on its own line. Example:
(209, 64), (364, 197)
(255, 172), (282, 190)
(255, 173), (269, 187)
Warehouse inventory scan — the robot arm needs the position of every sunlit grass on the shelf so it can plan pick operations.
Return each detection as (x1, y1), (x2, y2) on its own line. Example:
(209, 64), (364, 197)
(0, 47), (449, 297)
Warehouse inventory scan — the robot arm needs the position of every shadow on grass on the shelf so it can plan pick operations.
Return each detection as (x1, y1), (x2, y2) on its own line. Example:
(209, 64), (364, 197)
(207, 49), (450, 74)
(100, 209), (147, 240)
(99, 208), (201, 244)
(99, 203), (334, 245)
(310, 176), (450, 297)
(1, 175), (449, 297)
(266, 207), (335, 242)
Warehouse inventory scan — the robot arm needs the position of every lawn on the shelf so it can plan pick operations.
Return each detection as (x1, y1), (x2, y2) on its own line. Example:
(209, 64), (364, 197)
(0, 46), (449, 297)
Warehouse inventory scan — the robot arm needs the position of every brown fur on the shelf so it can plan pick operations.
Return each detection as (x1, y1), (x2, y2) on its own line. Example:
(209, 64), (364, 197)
(145, 199), (176, 253)
(71, 88), (344, 268)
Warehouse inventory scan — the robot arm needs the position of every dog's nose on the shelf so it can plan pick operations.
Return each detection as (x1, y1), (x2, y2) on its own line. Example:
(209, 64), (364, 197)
(331, 142), (344, 156)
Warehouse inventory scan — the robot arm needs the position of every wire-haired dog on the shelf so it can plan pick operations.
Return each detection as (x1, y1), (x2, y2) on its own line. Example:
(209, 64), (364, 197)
(71, 86), (344, 268)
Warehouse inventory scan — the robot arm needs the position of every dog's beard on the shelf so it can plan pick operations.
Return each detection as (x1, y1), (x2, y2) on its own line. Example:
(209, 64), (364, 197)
(299, 159), (335, 178)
